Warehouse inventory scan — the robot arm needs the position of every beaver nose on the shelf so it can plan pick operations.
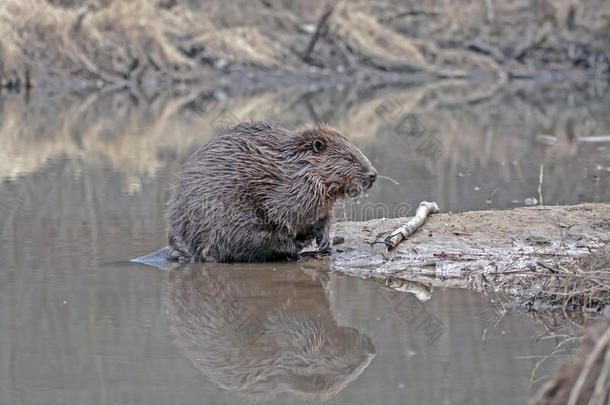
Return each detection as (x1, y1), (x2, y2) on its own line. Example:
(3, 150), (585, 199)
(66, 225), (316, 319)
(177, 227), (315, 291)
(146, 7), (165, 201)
(368, 170), (377, 184)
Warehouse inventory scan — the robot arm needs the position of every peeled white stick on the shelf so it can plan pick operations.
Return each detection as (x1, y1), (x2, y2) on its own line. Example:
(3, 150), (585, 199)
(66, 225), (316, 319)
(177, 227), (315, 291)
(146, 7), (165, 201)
(384, 201), (440, 250)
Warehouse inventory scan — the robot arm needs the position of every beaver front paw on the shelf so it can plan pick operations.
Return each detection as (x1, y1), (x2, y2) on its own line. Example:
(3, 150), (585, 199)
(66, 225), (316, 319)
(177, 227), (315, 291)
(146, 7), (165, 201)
(168, 247), (192, 263)
(316, 246), (334, 256)
(298, 246), (334, 260)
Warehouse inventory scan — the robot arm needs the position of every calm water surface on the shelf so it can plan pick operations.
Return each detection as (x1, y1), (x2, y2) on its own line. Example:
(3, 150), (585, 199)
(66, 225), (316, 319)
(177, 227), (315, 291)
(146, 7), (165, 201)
(1, 80), (608, 404)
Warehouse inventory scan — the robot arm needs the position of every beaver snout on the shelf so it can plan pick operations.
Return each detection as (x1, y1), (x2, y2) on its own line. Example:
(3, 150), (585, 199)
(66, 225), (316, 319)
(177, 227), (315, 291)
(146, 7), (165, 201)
(368, 168), (377, 184)
(345, 167), (377, 198)
(365, 167), (377, 189)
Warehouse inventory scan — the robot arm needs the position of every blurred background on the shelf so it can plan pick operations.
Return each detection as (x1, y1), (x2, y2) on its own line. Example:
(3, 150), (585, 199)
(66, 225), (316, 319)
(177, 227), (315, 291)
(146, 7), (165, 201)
(1, 0), (609, 225)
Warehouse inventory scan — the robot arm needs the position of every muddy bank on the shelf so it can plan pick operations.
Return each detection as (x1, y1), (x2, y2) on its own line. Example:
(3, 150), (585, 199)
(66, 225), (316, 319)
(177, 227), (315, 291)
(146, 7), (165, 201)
(131, 202), (609, 310)
(329, 202), (610, 306)
(0, 0), (608, 91)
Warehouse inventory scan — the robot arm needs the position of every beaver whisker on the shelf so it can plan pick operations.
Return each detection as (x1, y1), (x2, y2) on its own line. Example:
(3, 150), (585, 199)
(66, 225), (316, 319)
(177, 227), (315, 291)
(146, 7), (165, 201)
(377, 174), (400, 185)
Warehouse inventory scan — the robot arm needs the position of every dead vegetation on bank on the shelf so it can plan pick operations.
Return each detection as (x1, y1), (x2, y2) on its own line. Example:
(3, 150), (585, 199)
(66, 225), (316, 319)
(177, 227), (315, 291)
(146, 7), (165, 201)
(0, 0), (292, 88)
(519, 247), (610, 405)
(0, 0), (608, 89)
(330, 203), (610, 316)
(0, 0), (194, 86)
(527, 244), (610, 314)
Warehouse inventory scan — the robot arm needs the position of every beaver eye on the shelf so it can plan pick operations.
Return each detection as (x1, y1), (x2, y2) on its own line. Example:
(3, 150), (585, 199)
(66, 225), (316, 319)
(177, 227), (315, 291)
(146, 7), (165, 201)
(312, 139), (326, 153)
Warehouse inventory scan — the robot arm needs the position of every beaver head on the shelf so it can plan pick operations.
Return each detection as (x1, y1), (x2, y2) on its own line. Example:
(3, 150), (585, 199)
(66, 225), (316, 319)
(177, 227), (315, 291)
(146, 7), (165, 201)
(290, 124), (377, 201)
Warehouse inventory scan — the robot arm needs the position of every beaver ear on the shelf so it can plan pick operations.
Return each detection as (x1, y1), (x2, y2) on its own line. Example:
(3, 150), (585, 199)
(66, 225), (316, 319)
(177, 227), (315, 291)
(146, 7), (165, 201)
(312, 138), (326, 153)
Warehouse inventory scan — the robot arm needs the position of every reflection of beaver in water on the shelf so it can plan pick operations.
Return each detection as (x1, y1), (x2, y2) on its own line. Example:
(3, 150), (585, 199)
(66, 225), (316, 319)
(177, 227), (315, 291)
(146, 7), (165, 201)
(167, 121), (377, 262)
(168, 263), (375, 400)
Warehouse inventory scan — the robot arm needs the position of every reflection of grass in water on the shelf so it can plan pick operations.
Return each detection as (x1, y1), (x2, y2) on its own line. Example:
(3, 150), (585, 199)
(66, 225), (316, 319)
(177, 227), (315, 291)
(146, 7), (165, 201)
(0, 91), (207, 181)
(1, 81), (608, 195)
(0, 88), (309, 181)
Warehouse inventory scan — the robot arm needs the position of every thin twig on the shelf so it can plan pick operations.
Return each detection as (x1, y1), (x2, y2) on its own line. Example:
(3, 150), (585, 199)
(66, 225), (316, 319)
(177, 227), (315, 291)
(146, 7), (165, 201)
(528, 336), (581, 389)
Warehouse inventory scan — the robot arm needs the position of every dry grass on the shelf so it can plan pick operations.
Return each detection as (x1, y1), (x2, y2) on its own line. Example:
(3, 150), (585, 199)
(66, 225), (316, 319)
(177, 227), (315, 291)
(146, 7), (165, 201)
(534, 320), (610, 405)
(0, 0), (607, 87)
(0, 0), (299, 87)
(328, 1), (505, 79)
(530, 244), (610, 313)
(0, 0), (206, 85)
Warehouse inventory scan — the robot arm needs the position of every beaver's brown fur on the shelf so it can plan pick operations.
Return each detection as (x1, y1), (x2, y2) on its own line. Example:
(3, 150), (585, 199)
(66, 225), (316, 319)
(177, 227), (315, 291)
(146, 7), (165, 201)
(167, 121), (377, 262)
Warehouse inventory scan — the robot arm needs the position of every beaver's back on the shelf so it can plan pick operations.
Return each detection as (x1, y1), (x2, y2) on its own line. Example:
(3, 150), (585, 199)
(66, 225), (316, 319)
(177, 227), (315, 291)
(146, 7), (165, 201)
(167, 122), (304, 262)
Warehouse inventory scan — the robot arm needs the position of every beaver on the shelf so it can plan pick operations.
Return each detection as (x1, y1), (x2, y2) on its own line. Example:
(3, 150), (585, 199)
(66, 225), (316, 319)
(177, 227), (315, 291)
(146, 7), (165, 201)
(167, 121), (377, 262)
